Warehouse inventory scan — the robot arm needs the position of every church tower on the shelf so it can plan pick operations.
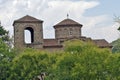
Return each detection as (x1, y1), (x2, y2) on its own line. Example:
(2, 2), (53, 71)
(53, 18), (83, 39)
(13, 15), (43, 49)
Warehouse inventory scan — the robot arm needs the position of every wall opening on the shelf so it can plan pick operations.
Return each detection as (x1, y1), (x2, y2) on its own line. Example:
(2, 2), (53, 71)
(24, 27), (34, 44)
(69, 28), (73, 36)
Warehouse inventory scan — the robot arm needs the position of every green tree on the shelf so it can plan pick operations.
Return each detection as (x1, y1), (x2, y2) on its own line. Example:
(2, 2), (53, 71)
(0, 24), (16, 79)
(0, 23), (13, 48)
(114, 15), (120, 30)
(64, 39), (97, 53)
(4, 40), (120, 80)
(111, 39), (120, 53)
(55, 40), (112, 80)
(0, 25), (9, 41)
(8, 49), (55, 79)
(0, 38), (16, 79)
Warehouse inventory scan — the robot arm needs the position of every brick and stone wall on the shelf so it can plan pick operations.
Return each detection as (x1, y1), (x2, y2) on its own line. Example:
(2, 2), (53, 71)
(14, 22), (43, 49)
(55, 26), (81, 39)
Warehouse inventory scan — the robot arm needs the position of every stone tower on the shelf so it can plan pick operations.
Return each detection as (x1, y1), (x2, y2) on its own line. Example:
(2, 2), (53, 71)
(53, 18), (83, 39)
(13, 15), (43, 49)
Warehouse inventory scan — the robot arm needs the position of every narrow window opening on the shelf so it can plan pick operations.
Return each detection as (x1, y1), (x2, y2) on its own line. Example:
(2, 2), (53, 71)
(24, 27), (34, 44)
(69, 28), (73, 35)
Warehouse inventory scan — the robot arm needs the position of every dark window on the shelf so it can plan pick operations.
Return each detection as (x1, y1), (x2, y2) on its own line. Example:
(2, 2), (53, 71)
(24, 27), (34, 44)
(69, 28), (73, 35)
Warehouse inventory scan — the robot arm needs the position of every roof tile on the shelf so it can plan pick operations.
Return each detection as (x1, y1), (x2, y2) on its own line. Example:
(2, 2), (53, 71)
(54, 18), (82, 28)
(93, 39), (112, 48)
(14, 15), (43, 23)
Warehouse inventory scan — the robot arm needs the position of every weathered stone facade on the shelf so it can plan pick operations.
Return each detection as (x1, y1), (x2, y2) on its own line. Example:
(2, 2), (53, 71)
(13, 15), (112, 50)
(13, 15), (43, 49)
(54, 19), (82, 39)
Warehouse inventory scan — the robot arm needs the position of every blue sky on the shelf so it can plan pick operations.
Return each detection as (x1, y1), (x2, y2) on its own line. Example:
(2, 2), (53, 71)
(0, 0), (120, 42)
(85, 0), (120, 16)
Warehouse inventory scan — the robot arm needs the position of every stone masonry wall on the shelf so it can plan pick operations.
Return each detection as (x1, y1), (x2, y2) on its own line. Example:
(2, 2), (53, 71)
(55, 26), (81, 39)
(14, 22), (43, 49)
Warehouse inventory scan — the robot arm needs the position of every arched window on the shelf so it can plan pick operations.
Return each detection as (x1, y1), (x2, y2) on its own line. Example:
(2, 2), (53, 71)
(24, 27), (34, 44)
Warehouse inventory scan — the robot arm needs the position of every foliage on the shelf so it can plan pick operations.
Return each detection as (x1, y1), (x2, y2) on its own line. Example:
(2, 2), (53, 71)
(7, 49), (58, 80)
(0, 39), (16, 80)
(111, 39), (120, 53)
(0, 24), (13, 47)
(114, 15), (120, 30)
(0, 25), (9, 41)
(1, 40), (120, 79)
(64, 39), (97, 53)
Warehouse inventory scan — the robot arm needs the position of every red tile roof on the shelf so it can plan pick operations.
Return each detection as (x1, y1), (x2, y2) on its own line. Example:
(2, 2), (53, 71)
(93, 39), (112, 48)
(43, 39), (112, 48)
(54, 18), (82, 28)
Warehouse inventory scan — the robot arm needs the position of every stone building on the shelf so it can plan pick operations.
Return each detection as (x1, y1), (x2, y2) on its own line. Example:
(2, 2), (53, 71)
(13, 15), (112, 50)
(54, 18), (82, 39)
(13, 15), (43, 49)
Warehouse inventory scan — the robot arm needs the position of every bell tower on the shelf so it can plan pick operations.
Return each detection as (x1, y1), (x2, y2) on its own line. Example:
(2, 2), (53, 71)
(53, 18), (83, 39)
(13, 15), (43, 49)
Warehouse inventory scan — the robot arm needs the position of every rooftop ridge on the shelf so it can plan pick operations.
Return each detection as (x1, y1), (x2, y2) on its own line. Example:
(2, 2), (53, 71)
(13, 15), (43, 25)
(54, 18), (82, 27)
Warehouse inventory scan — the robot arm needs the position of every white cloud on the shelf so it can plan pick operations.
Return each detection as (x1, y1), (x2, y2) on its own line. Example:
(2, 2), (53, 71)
(0, 0), (118, 42)
(81, 15), (119, 42)
(39, 0), (99, 38)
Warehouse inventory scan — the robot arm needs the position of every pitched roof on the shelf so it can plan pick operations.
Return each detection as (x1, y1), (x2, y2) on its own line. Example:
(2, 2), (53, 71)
(13, 15), (43, 25)
(93, 39), (112, 48)
(54, 18), (82, 28)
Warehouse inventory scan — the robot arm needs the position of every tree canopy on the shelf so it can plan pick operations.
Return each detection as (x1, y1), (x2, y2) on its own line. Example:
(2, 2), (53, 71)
(0, 24), (16, 79)
(114, 15), (120, 31)
(1, 40), (119, 80)
(0, 16), (120, 79)
(0, 25), (9, 42)
(111, 39), (120, 53)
